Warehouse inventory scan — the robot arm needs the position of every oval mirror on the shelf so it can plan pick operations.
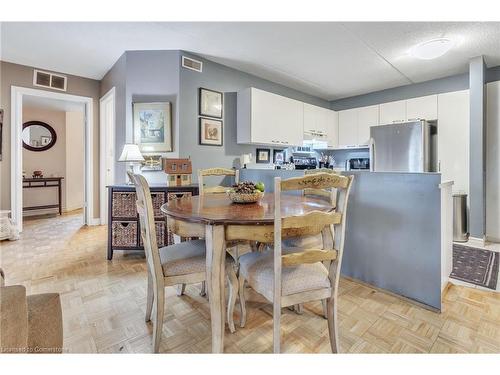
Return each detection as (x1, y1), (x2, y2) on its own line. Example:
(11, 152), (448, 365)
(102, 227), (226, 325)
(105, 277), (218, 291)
(22, 121), (57, 151)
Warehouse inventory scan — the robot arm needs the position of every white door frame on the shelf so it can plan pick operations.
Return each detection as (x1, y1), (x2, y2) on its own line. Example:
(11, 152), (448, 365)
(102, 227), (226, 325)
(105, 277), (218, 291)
(99, 87), (116, 225)
(11, 86), (95, 232)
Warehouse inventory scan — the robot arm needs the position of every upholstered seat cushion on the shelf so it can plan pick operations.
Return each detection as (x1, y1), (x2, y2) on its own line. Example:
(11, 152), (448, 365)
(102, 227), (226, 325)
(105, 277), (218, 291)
(159, 239), (207, 276)
(239, 250), (331, 302)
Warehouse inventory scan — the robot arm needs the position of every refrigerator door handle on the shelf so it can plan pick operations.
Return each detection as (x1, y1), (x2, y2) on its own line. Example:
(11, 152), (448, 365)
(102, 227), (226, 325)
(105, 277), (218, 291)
(369, 138), (374, 172)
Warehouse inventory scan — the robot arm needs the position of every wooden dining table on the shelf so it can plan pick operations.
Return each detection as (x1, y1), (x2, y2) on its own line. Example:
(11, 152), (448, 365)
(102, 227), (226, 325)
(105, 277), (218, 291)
(160, 192), (334, 353)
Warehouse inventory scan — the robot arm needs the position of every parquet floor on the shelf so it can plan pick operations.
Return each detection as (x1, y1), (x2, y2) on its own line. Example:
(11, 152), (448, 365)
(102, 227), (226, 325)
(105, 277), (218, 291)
(1, 212), (499, 353)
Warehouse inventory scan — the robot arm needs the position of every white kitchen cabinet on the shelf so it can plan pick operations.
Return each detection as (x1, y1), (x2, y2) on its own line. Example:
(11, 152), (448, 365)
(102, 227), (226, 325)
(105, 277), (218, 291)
(437, 90), (469, 196)
(237, 87), (303, 146)
(303, 103), (329, 134)
(357, 105), (379, 147)
(406, 95), (438, 121)
(327, 110), (339, 148)
(338, 109), (358, 147)
(379, 100), (406, 124)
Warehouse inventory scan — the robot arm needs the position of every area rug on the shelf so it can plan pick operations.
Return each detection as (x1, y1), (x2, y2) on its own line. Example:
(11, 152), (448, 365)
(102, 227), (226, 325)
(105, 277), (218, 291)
(450, 244), (499, 290)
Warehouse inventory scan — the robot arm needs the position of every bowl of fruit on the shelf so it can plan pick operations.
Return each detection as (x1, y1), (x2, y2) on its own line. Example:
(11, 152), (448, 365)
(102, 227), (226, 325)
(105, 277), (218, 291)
(227, 181), (265, 204)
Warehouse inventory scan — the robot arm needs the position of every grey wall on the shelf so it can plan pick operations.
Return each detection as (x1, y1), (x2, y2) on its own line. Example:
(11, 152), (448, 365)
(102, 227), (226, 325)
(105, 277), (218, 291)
(330, 72), (469, 111)
(178, 51), (330, 182)
(100, 50), (181, 183)
(469, 56), (487, 238)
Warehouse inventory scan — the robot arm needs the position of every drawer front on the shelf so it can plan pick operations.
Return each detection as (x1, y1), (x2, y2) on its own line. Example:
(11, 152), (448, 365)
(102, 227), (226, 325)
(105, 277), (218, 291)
(112, 221), (138, 247)
(151, 192), (166, 219)
(140, 221), (167, 248)
(167, 191), (193, 201)
(112, 192), (137, 218)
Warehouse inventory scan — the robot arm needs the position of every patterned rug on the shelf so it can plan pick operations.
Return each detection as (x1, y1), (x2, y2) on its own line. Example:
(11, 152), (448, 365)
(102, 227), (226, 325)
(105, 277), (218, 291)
(450, 244), (499, 290)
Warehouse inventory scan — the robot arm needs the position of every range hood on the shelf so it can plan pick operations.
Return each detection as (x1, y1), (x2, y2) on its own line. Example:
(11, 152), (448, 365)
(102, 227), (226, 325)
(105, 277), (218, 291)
(303, 130), (328, 149)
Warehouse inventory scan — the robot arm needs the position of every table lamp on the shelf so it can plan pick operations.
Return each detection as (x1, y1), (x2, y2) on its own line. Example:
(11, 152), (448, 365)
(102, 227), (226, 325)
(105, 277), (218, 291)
(118, 143), (145, 183)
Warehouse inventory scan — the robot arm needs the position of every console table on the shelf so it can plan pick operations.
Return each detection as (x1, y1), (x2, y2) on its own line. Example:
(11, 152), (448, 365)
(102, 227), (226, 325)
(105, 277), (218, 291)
(23, 177), (64, 215)
(106, 184), (199, 260)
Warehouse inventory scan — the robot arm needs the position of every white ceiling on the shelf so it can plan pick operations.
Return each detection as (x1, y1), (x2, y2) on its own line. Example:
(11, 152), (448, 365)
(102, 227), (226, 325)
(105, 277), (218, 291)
(2, 22), (500, 100)
(23, 95), (85, 113)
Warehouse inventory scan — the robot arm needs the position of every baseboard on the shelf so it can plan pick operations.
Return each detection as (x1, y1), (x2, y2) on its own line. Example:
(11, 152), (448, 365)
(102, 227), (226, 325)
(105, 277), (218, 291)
(485, 236), (500, 244)
(88, 218), (101, 226)
(466, 236), (485, 248)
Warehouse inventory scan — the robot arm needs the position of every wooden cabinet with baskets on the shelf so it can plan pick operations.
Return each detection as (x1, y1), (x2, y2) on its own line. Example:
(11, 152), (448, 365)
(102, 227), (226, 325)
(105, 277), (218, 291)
(106, 184), (199, 260)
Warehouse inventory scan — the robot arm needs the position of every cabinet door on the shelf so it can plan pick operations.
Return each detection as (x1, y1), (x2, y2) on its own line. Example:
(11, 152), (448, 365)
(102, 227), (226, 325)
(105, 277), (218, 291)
(303, 103), (329, 134)
(437, 90), (469, 195)
(327, 110), (339, 148)
(278, 97), (304, 146)
(406, 95), (438, 121)
(357, 105), (379, 147)
(379, 100), (406, 124)
(338, 109), (358, 147)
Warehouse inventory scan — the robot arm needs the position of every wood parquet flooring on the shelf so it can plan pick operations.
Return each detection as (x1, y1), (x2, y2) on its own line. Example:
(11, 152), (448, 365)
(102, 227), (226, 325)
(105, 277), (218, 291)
(1, 213), (499, 353)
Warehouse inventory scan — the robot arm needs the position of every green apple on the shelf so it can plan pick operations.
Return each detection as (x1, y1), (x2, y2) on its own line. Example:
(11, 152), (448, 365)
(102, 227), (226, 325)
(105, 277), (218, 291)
(255, 182), (265, 192)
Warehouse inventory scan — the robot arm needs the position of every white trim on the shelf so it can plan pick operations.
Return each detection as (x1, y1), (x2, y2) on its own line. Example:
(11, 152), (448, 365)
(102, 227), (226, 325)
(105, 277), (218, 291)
(10, 86), (94, 232)
(99, 87), (116, 225)
(88, 218), (101, 226)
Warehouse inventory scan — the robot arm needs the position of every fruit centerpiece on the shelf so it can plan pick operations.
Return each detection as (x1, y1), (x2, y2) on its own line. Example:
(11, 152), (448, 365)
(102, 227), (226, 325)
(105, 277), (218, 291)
(227, 181), (265, 204)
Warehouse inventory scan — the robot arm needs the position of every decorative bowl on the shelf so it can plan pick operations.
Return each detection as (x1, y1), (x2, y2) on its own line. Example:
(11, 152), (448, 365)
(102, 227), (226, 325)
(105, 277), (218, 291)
(227, 190), (264, 204)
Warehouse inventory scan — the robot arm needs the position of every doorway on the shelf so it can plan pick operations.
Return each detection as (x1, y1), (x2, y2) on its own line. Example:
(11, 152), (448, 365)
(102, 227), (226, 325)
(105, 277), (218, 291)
(11, 86), (94, 232)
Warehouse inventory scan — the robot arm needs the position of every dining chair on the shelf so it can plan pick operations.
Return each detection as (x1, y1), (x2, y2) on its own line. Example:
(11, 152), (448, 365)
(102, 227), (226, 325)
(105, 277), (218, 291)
(237, 172), (354, 353)
(129, 172), (239, 352)
(198, 167), (240, 195)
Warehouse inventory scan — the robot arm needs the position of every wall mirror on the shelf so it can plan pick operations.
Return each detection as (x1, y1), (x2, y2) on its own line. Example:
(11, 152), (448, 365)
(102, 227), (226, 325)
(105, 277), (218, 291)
(22, 121), (57, 151)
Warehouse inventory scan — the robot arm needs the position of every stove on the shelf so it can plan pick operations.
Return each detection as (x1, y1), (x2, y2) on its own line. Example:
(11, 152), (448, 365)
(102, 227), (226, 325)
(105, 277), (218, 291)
(292, 156), (317, 170)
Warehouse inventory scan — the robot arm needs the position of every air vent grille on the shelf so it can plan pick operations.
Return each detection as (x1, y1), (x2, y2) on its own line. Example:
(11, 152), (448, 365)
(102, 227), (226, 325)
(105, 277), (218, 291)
(181, 56), (203, 72)
(33, 69), (67, 91)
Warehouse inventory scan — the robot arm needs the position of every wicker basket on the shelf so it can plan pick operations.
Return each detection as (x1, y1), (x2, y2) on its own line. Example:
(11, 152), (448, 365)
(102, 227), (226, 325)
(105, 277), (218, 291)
(151, 192), (166, 218)
(227, 191), (264, 204)
(112, 221), (138, 247)
(112, 192), (137, 218)
(140, 221), (167, 247)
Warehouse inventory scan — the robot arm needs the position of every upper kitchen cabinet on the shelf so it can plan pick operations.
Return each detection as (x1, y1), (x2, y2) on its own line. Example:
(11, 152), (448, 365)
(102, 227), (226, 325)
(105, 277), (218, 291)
(303, 103), (330, 135)
(357, 105), (379, 147)
(327, 110), (339, 149)
(437, 90), (469, 195)
(379, 100), (406, 124)
(338, 108), (358, 148)
(237, 87), (303, 146)
(406, 95), (438, 121)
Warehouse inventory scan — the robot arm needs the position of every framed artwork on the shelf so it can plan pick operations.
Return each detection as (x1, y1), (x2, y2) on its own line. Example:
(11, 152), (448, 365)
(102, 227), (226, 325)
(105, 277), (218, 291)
(199, 88), (223, 118)
(0, 109), (3, 161)
(199, 117), (223, 146)
(133, 102), (172, 153)
(273, 149), (285, 164)
(256, 148), (271, 164)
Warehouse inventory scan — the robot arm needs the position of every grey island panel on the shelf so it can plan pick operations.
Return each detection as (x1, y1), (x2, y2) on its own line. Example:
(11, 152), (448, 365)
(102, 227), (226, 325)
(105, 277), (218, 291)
(340, 171), (442, 310)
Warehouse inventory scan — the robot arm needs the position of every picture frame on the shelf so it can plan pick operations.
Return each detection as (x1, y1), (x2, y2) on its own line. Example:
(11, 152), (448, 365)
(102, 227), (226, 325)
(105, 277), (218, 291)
(273, 149), (285, 164)
(141, 154), (163, 171)
(199, 117), (223, 146)
(256, 148), (271, 163)
(133, 102), (172, 153)
(199, 88), (223, 118)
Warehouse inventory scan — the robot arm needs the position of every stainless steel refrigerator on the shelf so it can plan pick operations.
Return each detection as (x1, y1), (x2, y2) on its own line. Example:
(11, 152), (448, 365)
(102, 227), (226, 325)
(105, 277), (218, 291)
(369, 120), (434, 173)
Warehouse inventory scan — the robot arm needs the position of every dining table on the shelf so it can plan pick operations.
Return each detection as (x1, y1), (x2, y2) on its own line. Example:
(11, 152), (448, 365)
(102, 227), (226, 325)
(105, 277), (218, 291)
(160, 192), (334, 353)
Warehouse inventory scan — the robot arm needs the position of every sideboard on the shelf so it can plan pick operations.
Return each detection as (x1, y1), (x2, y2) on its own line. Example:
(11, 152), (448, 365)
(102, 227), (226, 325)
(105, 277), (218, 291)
(106, 184), (199, 260)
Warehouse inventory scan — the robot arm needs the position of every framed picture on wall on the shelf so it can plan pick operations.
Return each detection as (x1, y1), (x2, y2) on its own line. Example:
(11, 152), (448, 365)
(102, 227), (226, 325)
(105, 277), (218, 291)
(256, 148), (271, 164)
(199, 117), (223, 146)
(199, 88), (223, 118)
(133, 102), (172, 153)
(273, 149), (285, 164)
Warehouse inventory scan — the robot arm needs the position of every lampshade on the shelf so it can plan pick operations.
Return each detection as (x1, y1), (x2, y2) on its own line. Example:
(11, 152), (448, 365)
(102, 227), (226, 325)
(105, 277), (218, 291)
(118, 144), (145, 162)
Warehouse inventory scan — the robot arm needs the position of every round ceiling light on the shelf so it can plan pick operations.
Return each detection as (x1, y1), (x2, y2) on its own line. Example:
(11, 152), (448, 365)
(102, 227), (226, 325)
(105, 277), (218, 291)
(410, 38), (454, 60)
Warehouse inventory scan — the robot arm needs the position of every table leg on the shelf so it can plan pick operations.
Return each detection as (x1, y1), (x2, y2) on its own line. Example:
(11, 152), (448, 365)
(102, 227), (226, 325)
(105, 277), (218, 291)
(205, 224), (226, 353)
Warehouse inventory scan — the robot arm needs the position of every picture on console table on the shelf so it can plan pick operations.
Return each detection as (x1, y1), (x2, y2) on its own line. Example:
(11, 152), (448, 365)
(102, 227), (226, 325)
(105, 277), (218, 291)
(199, 117), (223, 146)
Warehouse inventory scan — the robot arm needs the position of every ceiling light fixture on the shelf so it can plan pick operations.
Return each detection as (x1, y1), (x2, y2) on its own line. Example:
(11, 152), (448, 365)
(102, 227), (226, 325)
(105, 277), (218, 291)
(410, 38), (454, 60)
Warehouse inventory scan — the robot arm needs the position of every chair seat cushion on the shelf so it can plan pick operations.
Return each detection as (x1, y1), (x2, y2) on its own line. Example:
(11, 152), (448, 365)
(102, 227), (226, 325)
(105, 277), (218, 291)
(159, 240), (207, 276)
(239, 250), (331, 301)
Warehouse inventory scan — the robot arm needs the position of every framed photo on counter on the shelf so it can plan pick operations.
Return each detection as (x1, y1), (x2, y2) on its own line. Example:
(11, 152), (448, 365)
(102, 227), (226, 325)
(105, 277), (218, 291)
(199, 88), (223, 118)
(256, 148), (271, 163)
(273, 149), (285, 164)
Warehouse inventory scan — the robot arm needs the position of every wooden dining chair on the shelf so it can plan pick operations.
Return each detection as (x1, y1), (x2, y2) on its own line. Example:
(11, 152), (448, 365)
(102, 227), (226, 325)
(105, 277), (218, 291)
(236, 172), (354, 353)
(129, 172), (239, 352)
(197, 167), (240, 195)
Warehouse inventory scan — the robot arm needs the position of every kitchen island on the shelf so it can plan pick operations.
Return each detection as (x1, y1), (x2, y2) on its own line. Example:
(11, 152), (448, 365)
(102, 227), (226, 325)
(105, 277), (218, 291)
(239, 169), (453, 311)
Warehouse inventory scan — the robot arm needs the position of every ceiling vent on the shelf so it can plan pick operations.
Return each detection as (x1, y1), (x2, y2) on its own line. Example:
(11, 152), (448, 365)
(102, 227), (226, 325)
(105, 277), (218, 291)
(33, 69), (67, 91)
(181, 56), (203, 73)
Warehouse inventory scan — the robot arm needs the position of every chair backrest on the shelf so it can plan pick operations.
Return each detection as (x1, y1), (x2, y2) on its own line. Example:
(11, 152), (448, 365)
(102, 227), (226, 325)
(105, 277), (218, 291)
(198, 167), (240, 195)
(128, 172), (164, 289)
(303, 168), (340, 205)
(273, 172), (354, 300)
